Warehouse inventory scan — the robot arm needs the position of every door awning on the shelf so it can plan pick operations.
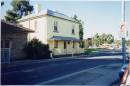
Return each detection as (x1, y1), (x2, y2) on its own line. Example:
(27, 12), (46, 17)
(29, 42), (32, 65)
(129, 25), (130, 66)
(49, 36), (79, 42)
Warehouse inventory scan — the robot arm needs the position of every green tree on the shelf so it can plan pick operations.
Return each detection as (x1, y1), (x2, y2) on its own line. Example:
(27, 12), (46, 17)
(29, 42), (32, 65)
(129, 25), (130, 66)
(93, 33), (100, 47)
(79, 21), (84, 48)
(11, 0), (33, 16)
(106, 34), (114, 44)
(100, 33), (107, 44)
(85, 40), (89, 48)
(5, 10), (18, 23)
(92, 33), (114, 47)
(73, 14), (84, 48)
(79, 21), (83, 40)
(126, 40), (130, 47)
(5, 0), (33, 22)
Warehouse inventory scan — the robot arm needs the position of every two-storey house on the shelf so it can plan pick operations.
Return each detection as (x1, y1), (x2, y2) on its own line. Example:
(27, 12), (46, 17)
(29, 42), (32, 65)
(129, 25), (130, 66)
(18, 9), (84, 56)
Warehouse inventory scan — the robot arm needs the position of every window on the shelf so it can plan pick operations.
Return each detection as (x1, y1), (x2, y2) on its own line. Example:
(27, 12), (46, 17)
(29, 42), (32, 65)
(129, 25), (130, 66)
(72, 25), (75, 34)
(1, 40), (10, 48)
(1, 40), (4, 48)
(68, 41), (70, 44)
(64, 42), (67, 49)
(34, 21), (37, 30)
(72, 29), (75, 34)
(54, 21), (58, 32)
(5, 40), (10, 48)
(72, 41), (75, 48)
(54, 40), (58, 48)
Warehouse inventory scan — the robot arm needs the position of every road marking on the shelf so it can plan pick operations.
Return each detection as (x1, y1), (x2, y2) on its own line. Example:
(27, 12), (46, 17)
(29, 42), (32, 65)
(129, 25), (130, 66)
(87, 56), (122, 59)
(38, 65), (104, 85)
(76, 55), (122, 60)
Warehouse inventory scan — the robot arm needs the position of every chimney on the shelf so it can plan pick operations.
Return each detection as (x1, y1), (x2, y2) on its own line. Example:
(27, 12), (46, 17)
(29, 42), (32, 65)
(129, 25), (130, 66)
(34, 2), (41, 14)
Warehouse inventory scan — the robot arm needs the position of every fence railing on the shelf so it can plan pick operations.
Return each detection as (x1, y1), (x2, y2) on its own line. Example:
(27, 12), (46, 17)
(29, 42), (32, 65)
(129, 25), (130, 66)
(1, 48), (10, 63)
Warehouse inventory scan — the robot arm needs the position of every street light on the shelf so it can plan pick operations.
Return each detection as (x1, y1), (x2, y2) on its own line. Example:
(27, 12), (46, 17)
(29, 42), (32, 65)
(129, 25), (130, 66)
(120, 0), (126, 64)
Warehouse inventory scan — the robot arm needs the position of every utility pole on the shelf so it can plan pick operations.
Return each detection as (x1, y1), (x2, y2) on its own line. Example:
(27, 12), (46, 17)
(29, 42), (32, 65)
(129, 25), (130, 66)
(120, 0), (126, 64)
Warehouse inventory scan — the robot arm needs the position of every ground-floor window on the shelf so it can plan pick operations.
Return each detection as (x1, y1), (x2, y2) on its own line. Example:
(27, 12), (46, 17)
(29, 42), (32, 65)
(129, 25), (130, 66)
(54, 40), (58, 48)
(64, 41), (67, 49)
(72, 41), (75, 48)
(1, 40), (10, 48)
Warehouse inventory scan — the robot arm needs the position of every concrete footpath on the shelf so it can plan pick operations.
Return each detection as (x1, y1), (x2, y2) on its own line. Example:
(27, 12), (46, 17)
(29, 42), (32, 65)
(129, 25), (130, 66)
(125, 74), (130, 86)
(39, 63), (121, 85)
(125, 63), (130, 86)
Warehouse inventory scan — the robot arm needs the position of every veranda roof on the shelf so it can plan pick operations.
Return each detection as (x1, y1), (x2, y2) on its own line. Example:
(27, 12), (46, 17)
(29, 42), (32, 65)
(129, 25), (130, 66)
(49, 36), (79, 42)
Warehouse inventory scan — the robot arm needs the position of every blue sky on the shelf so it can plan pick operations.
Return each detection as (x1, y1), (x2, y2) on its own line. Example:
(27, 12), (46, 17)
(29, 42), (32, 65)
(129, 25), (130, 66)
(1, 0), (130, 40)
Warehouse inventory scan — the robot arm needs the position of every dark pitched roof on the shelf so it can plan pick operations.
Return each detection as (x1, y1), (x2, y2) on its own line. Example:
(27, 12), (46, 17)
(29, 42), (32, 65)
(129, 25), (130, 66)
(49, 36), (79, 42)
(47, 9), (79, 23)
(1, 21), (34, 34)
(18, 9), (79, 23)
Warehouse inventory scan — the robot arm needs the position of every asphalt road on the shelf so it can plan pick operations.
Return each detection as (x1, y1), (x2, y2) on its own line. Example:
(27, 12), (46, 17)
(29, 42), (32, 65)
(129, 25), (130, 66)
(1, 56), (122, 85)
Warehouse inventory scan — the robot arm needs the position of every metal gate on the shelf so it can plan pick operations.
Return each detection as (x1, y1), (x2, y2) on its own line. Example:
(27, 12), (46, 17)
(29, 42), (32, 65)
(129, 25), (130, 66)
(1, 40), (11, 63)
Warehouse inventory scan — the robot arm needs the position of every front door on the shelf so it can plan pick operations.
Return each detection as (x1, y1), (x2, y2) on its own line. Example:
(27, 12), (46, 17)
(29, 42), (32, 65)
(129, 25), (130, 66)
(1, 40), (11, 63)
(64, 41), (67, 55)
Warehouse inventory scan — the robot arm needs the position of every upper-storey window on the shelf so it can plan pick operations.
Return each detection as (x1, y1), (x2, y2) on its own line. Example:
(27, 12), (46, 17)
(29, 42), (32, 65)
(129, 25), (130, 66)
(54, 21), (58, 32)
(72, 25), (75, 34)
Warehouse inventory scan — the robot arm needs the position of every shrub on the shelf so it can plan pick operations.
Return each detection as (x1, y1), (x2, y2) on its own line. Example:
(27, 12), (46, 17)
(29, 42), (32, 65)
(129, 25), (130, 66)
(23, 38), (50, 59)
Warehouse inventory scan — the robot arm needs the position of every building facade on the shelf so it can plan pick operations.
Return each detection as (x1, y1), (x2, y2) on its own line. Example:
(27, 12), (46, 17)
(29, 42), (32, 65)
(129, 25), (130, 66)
(18, 9), (84, 56)
(1, 21), (34, 63)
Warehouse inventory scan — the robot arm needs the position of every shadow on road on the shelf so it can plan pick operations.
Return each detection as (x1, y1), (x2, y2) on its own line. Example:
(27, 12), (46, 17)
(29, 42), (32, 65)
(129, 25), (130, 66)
(110, 79), (120, 86)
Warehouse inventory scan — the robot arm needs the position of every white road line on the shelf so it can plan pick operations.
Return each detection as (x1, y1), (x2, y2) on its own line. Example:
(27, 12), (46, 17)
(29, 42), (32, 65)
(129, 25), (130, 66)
(87, 56), (122, 59)
(75, 55), (122, 60)
(38, 65), (104, 85)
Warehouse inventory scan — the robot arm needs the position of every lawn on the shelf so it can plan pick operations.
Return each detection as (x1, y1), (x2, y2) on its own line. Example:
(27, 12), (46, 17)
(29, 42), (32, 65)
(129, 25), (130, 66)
(84, 48), (97, 54)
